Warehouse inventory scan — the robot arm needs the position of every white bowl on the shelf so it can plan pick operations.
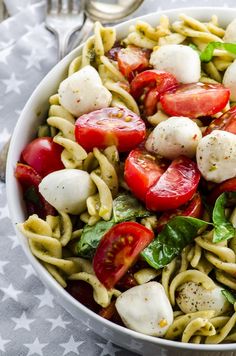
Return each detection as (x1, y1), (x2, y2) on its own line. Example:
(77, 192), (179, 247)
(6, 7), (236, 356)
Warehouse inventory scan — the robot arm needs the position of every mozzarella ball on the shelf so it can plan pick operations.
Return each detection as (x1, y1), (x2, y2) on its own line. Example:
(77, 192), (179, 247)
(176, 282), (231, 317)
(39, 169), (96, 214)
(58, 65), (112, 117)
(150, 44), (201, 84)
(223, 59), (236, 101)
(223, 19), (236, 43)
(196, 130), (236, 183)
(115, 282), (173, 337)
(145, 116), (202, 159)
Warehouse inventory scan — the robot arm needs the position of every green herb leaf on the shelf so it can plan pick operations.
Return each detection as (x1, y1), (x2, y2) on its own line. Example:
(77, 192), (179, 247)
(200, 42), (236, 62)
(76, 193), (150, 259)
(113, 193), (150, 223)
(24, 186), (40, 205)
(212, 193), (235, 243)
(141, 216), (208, 269)
(76, 220), (115, 259)
(221, 289), (236, 305)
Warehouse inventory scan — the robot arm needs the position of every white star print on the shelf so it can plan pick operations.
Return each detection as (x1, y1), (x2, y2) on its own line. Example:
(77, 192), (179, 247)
(0, 203), (9, 220)
(60, 336), (84, 355)
(0, 261), (9, 275)
(12, 311), (35, 331)
(7, 234), (21, 249)
(15, 109), (22, 116)
(0, 48), (11, 64)
(22, 264), (36, 279)
(24, 24), (36, 32)
(97, 341), (121, 356)
(0, 38), (14, 49)
(2, 73), (24, 95)
(1, 284), (22, 302)
(0, 127), (11, 145)
(0, 335), (11, 352)
(24, 337), (48, 356)
(35, 289), (54, 308)
(44, 34), (57, 49)
(22, 49), (44, 70)
(47, 315), (70, 331)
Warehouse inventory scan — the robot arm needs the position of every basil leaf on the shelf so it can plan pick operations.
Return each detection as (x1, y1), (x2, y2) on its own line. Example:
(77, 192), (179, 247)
(24, 186), (41, 205)
(142, 216), (208, 269)
(200, 42), (236, 62)
(113, 193), (150, 223)
(221, 289), (236, 305)
(76, 220), (115, 259)
(212, 193), (235, 243)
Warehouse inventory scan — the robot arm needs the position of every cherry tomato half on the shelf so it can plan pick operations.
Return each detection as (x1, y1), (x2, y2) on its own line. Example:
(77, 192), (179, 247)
(146, 156), (201, 211)
(21, 137), (64, 177)
(160, 82), (230, 119)
(209, 177), (236, 203)
(75, 107), (146, 152)
(93, 222), (154, 289)
(130, 69), (178, 100)
(204, 105), (236, 136)
(156, 192), (202, 232)
(143, 87), (160, 117)
(15, 163), (55, 218)
(117, 45), (150, 81)
(124, 146), (168, 202)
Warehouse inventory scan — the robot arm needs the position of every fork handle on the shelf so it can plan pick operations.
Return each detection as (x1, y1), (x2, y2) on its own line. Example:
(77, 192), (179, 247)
(69, 17), (95, 52)
(57, 30), (73, 60)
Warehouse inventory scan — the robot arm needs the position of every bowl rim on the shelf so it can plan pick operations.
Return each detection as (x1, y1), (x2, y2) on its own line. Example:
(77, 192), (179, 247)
(6, 6), (236, 351)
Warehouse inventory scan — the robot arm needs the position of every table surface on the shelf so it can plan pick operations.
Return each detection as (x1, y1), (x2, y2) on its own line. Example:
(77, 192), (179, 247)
(1, 0), (236, 355)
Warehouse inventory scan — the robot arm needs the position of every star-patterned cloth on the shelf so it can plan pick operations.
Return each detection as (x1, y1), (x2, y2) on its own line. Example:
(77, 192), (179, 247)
(0, 0), (235, 355)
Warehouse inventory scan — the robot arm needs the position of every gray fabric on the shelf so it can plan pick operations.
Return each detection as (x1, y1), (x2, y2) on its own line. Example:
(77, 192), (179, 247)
(0, 0), (235, 355)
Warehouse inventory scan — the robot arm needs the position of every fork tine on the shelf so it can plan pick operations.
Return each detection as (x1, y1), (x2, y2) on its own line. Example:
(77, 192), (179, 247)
(61, 0), (70, 14)
(46, 0), (51, 12)
(71, 0), (80, 14)
(50, 0), (60, 14)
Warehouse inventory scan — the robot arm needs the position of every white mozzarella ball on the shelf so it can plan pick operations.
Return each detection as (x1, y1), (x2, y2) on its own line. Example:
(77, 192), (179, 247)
(58, 65), (112, 117)
(39, 169), (96, 214)
(223, 19), (236, 43)
(115, 282), (173, 337)
(176, 282), (230, 317)
(150, 44), (201, 84)
(223, 59), (236, 101)
(145, 116), (202, 159)
(196, 130), (236, 183)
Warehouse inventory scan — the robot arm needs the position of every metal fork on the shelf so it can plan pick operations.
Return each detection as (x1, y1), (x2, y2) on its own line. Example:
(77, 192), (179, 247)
(45, 0), (85, 60)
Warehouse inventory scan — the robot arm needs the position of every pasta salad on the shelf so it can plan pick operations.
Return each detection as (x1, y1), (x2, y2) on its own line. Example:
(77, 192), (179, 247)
(15, 13), (236, 344)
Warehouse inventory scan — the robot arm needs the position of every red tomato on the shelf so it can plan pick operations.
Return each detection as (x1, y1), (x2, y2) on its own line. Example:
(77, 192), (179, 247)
(143, 87), (160, 116)
(204, 106), (236, 136)
(157, 192), (202, 232)
(209, 177), (236, 203)
(130, 70), (178, 100)
(116, 270), (138, 291)
(93, 222), (154, 289)
(117, 45), (150, 81)
(21, 137), (64, 177)
(15, 163), (55, 218)
(146, 156), (201, 211)
(124, 146), (168, 202)
(160, 82), (230, 119)
(75, 107), (146, 152)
